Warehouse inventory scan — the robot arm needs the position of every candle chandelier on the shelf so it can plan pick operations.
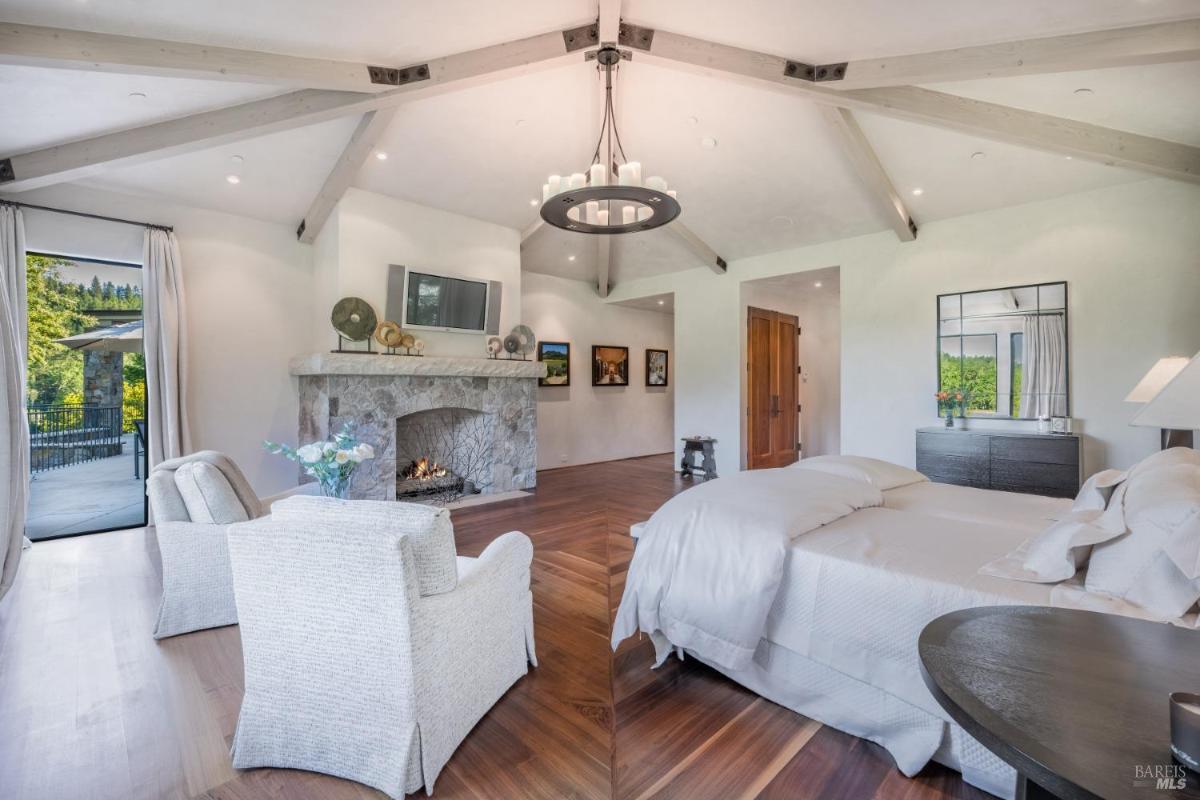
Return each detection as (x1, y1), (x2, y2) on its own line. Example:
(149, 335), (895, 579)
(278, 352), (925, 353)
(539, 46), (681, 235)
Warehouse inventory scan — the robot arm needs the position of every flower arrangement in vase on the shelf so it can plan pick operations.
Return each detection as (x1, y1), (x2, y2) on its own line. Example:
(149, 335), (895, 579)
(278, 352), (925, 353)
(954, 389), (971, 429)
(265, 422), (375, 499)
(935, 391), (954, 427)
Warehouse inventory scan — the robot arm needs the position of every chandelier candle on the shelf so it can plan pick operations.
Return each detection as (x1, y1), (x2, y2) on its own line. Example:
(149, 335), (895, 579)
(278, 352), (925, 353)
(538, 45), (681, 235)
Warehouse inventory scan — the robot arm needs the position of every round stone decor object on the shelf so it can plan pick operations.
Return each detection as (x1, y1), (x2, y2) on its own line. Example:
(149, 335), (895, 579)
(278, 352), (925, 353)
(331, 297), (377, 342)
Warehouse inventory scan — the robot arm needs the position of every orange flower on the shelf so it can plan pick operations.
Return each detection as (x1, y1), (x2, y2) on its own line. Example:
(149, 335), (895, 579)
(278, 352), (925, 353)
(955, 392), (964, 401)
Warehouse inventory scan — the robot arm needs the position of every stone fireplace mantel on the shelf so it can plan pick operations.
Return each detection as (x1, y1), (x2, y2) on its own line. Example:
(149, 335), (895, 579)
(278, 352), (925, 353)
(290, 353), (546, 380)
(291, 352), (543, 502)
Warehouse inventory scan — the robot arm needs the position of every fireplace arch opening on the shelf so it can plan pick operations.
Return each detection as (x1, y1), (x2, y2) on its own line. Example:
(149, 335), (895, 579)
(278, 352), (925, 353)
(395, 407), (494, 503)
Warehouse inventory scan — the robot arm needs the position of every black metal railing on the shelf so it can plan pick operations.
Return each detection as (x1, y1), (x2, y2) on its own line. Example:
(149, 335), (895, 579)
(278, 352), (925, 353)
(27, 404), (123, 473)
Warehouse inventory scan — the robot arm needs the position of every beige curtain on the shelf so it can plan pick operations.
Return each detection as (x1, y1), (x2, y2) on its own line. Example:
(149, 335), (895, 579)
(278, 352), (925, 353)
(0, 205), (29, 602)
(1019, 313), (1068, 419)
(143, 228), (191, 468)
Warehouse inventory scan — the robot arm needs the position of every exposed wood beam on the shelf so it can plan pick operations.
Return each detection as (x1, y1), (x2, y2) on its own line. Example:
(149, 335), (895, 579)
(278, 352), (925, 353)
(670, 222), (727, 274)
(0, 26), (580, 191)
(598, 0), (621, 43)
(520, 217), (545, 247)
(634, 27), (1200, 185)
(0, 21), (406, 92)
(597, 234), (611, 298)
(297, 108), (396, 243)
(834, 19), (1200, 89)
(820, 106), (916, 241)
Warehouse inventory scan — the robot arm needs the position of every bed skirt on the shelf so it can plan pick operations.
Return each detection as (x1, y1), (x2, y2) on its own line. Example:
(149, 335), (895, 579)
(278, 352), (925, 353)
(695, 638), (1017, 800)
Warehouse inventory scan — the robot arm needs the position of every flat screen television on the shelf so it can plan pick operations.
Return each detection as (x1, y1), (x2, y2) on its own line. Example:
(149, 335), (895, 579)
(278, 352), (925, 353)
(399, 269), (499, 333)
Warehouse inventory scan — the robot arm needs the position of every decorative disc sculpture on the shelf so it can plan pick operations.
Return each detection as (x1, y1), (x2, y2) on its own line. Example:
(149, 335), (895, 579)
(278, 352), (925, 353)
(374, 321), (404, 348)
(331, 297), (377, 353)
(510, 325), (536, 359)
(486, 337), (503, 359)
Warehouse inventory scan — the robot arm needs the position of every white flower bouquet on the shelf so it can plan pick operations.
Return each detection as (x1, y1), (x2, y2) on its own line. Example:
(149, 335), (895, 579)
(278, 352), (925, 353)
(265, 422), (375, 498)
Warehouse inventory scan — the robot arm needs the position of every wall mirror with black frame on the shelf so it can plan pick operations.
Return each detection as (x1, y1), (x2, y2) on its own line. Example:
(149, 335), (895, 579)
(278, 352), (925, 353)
(937, 281), (1068, 420)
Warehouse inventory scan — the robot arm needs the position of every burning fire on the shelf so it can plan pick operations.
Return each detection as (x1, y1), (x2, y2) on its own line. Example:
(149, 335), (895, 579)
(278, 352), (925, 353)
(404, 457), (448, 481)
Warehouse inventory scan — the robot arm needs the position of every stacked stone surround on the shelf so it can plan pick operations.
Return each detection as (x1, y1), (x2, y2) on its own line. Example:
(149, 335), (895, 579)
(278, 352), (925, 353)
(290, 354), (545, 500)
(83, 351), (124, 408)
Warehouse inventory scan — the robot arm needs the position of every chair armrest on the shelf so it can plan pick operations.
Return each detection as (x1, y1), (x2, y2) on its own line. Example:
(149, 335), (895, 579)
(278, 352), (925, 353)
(454, 531), (533, 596)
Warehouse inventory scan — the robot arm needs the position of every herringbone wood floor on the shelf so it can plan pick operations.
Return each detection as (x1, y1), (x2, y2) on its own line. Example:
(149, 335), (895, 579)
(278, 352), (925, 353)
(0, 454), (991, 799)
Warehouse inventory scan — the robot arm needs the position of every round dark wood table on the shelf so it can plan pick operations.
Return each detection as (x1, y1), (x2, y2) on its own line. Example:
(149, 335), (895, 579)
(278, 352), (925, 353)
(919, 606), (1200, 800)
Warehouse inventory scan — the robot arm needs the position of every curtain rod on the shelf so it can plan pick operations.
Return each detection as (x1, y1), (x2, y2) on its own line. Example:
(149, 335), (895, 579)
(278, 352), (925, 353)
(0, 199), (173, 232)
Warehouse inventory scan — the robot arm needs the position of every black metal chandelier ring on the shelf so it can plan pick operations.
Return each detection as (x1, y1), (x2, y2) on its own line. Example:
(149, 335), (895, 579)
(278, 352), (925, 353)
(540, 186), (681, 235)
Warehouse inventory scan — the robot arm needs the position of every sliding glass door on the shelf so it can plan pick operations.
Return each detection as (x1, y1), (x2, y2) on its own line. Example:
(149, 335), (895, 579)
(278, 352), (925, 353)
(24, 252), (147, 540)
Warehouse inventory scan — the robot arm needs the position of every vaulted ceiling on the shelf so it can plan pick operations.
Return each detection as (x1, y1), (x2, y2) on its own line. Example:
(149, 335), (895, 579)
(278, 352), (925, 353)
(1, 0), (1198, 288)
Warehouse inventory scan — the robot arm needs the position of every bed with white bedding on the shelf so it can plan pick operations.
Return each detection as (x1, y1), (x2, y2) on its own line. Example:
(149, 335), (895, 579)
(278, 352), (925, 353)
(612, 452), (1200, 799)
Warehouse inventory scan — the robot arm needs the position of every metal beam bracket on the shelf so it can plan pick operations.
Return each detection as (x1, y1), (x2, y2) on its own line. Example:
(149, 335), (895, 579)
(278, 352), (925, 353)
(716, 256), (728, 271)
(0, 158), (13, 183)
(784, 60), (847, 82)
(562, 23), (600, 52)
(618, 23), (655, 51)
(366, 63), (430, 86)
(295, 219), (307, 240)
(585, 48), (632, 62)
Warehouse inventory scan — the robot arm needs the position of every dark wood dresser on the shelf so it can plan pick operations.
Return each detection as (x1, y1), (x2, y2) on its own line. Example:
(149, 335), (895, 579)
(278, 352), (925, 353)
(915, 427), (1081, 498)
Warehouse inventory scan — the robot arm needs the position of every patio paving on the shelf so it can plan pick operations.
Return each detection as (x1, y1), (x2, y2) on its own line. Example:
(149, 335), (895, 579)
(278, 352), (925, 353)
(25, 434), (146, 540)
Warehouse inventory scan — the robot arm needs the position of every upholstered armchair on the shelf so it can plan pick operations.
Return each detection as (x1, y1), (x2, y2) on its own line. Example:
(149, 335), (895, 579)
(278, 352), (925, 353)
(146, 450), (265, 639)
(226, 496), (537, 799)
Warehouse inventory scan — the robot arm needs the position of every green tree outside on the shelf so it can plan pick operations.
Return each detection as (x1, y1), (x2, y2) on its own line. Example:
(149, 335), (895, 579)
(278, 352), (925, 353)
(939, 353), (998, 413)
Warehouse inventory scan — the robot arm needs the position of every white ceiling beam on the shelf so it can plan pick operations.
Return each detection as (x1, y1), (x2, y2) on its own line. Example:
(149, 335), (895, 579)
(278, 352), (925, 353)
(834, 19), (1200, 90)
(634, 27), (1200, 185)
(820, 106), (916, 242)
(0, 26), (581, 191)
(598, 0), (621, 44)
(0, 21), (405, 92)
(297, 108), (397, 243)
(670, 222), (727, 274)
(597, 235), (611, 297)
(520, 217), (545, 247)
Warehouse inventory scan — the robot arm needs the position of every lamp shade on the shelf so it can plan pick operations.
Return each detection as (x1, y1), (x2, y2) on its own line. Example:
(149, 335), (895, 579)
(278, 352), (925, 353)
(1131, 352), (1200, 429)
(1125, 356), (1190, 403)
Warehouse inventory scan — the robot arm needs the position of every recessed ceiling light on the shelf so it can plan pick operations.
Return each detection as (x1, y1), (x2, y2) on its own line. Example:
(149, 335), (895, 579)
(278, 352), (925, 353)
(911, 187), (924, 196)
(515, 118), (526, 127)
(1073, 87), (1094, 96)
(657, 299), (665, 306)
(970, 151), (986, 160)
(1064, 155), (1074, 160)
(700, 136), (718, 150)
(567, 254), (576, 261)
(770, 215), (794, 229)
(230, 155), (244, 165)
(814, 281), (823, 288)
(128, 91), (147, 100)
(225, 175), (241, 185)
(687, 116), (699, 126)
(375, 151), (388, 160)
(529, 199), (538, 206)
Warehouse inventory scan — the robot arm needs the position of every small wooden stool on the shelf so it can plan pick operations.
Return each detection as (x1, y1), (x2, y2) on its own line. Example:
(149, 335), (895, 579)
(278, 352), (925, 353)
(680, 436), (718, 480)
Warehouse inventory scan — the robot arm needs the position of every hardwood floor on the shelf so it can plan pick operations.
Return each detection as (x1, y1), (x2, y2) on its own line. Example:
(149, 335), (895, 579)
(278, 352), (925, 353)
(0, 454), (991, 800)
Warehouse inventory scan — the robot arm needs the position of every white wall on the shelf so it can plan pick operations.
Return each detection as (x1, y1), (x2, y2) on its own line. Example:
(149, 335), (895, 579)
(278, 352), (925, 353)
(740, 279), (841, 461)
(522, 271), (674, 468)
(609, 179), (1200, 477)
(12, 184), (314, 497)
(314, 188), (521, 358)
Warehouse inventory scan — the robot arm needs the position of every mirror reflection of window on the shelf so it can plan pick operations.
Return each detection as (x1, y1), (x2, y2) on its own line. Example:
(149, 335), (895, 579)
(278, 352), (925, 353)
(936, 282), (1067, 420)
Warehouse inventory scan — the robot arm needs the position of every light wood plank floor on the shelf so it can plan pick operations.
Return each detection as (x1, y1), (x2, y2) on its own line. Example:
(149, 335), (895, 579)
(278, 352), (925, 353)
(0, 454), (992, 799)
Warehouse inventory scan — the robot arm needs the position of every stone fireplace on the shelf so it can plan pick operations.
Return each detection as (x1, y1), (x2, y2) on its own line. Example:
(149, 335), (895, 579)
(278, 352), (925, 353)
(290, 353), (545, 502)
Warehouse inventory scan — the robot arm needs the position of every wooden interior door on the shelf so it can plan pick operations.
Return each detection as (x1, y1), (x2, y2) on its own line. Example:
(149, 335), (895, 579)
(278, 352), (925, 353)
(747, 306), (799, 469)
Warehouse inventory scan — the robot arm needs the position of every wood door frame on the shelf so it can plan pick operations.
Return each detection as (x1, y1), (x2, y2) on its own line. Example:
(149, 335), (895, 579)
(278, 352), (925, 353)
(746, 306), (800, 470)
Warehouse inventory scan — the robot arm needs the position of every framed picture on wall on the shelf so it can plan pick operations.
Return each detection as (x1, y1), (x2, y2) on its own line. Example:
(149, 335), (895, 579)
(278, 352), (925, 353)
(592, 345), (629, 386)
(538, 341), (570, 386)
(646, 349), (669, 387)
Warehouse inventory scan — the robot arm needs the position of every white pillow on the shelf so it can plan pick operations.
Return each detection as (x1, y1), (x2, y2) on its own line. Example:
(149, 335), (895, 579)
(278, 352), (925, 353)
(1085, 463), (1200, 620)
(790, 455), (928, 491)
(173, 461), (251, 524)
(270, 495), (458, 596)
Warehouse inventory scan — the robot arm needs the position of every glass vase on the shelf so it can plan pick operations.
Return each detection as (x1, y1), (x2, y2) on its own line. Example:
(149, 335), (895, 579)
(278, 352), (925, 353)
(320, 474), (351, 499)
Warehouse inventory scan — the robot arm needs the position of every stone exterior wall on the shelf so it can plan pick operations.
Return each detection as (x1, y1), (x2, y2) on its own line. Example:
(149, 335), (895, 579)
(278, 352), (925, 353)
(297, 374), (537, 500)
(83, 351), (124, 409)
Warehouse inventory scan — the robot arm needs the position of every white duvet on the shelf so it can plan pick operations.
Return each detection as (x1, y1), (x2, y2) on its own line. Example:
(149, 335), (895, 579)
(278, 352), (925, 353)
(610, 468), (883, 670)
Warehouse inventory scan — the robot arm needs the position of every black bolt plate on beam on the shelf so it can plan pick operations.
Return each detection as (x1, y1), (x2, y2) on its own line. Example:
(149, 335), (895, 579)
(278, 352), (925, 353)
(783, 61), (847, 83)
(367, 63), (431, 86)
(715, 256), (728, 271)
(585, 48), (631, 63)
(0, 158), (13, 183)
(618, 22), (654, 51)
(296, 219), (307, 240)
(562, 23), (600, 52)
